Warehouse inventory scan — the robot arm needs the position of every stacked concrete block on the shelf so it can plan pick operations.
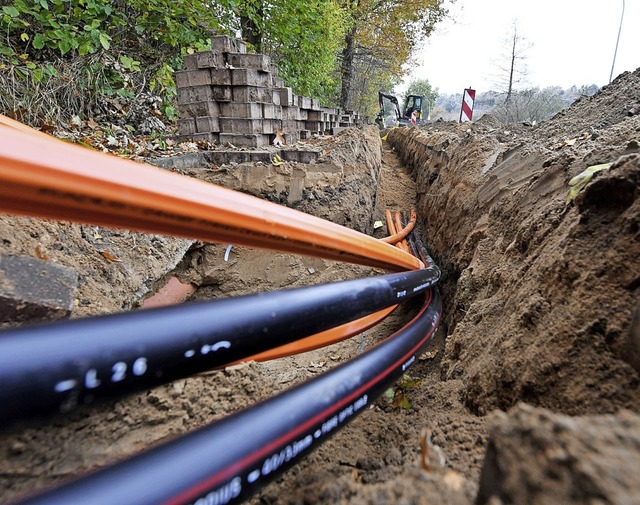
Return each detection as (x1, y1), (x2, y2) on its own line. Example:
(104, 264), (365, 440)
(176, 36), (363, 146)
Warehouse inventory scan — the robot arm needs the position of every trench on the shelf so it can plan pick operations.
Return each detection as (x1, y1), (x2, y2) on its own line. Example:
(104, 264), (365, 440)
(0, 125), (485, 505)
(3, 88), (640, 503)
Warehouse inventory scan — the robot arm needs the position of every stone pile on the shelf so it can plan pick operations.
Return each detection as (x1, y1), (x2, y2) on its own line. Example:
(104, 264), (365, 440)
(175, 36), (360, 147)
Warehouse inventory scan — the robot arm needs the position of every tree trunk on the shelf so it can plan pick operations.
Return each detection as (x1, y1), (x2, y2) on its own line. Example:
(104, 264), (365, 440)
(340, 26), (357, 111)
(506, 30), (516, 104)
(240, 3), (263, 53)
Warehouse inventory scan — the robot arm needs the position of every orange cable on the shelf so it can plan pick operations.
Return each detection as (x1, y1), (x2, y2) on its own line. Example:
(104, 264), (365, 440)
(236, 305), (398, 363)
(0, 120), (422, 272)
(381, 209), (416, 244)
(394, 211), (410, 253)
(385, 209), (397, 237)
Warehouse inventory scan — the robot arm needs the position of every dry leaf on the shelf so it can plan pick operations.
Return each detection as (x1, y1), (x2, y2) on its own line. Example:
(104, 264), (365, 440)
(419, 349), (439, 361)
(100, 250), (121, 262)
(35, 244), (49, 260)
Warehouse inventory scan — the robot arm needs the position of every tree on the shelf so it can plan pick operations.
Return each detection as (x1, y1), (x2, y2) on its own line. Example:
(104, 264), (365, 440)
(494, 20), (531, 103)
(236, 0), (346, 103)
(404, 78), (438, 120)
(338, 0), (447, 112)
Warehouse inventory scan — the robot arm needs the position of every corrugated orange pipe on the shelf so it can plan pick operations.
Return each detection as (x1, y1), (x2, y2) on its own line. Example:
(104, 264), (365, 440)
(0, 120), (422, 272)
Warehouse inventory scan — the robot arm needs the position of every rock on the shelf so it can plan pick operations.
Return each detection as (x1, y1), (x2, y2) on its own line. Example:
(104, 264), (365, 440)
(0, 255), (78, 324)
(477, 404), (640, 505)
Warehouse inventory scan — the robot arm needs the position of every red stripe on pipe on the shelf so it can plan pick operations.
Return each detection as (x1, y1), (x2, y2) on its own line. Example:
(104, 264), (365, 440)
(163, 293), (438, 505)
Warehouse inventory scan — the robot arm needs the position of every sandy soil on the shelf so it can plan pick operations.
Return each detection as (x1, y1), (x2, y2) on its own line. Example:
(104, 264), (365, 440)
(1, 68), (640, 504)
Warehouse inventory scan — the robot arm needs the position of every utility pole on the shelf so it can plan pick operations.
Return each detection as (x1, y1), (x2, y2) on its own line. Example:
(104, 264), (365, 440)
(609, 0), (625, 83)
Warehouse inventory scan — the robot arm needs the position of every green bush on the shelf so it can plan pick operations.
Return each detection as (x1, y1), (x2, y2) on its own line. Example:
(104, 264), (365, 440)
(0, 0), (233, 125)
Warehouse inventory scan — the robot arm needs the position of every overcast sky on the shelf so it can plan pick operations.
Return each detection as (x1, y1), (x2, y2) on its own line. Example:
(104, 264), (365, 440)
(401, 0), (640, 95)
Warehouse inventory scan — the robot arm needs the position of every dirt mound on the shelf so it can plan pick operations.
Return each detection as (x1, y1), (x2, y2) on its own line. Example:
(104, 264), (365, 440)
(477, 404), (640, 505)
(389, 69), (640, 416)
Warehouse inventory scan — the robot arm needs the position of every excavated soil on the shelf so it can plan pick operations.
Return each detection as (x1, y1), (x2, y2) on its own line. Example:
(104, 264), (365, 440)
(1, 68), (640, 505)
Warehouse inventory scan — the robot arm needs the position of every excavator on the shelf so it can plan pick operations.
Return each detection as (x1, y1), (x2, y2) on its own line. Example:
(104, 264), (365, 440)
(374, 91), (426, 128)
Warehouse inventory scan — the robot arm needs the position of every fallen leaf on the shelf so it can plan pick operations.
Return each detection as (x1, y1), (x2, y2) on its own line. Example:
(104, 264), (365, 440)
(566, 162), (613, 204)
(419, 349), (439, 361)
(35, 244), (49, 260)
(38, 120), (55, 134)
(100, 250), (121, 262)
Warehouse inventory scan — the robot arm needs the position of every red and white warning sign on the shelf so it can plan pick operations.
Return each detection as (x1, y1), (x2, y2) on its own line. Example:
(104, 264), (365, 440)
(459, 88), (475, 123)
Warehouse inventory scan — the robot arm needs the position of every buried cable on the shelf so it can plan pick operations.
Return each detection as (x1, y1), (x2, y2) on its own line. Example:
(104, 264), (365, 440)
(0, 267), (439, 426)
(15, 290), (441, 505)
(0, 122), (422, 272)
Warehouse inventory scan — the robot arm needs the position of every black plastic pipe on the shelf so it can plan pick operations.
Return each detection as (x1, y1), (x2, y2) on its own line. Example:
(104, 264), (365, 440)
(15, 289), (441, 505)
(0, 266), (440, 426)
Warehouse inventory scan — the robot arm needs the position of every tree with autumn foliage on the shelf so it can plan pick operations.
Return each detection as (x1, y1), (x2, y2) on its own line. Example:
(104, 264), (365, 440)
(339, 0), (447, 115)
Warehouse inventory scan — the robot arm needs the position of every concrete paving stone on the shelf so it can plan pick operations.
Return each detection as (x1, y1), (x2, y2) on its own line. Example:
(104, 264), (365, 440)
(277, 87), (295, 106)
(219, 118), (264, 134)
(0, 255), (78, 323)
(191, 132), (219, 144)
(273, 77), (285, 88)
(297, 96), (312, 109)
(219, 102), (263, 119)
(305, 121), (322, 131)
(262, 119), (277, 134)
(297, 149), (321, 163)
(183, 69), (214, 87)
(262, 104), (282, 120)
(309, 98), (321, 111)
(205, 150), (253, 165)
(271, 89), (281, 106)
(282, 107), (301, 120)
(227, 53), (271, 72)
(178, 100), (220, 118)
(233, 86), (274, 103)
(231, 68), (272, 87)
(219, 133), (269, 148)
(250, 151), (274, 163)
(183, 53), (199, 70)
(298, 109), (308, 120)
(211, 85), (233, 102)
(280, 150), (299, 162)
(178, 85), (215, 104)
(196, 50), (225, 69)
(283, 132), (299, 144)
(210, 68), (232, 85)
(307, 110), (322, 121)
(281, 119), (300, 133)
(178, 118), (197, 135)
(151, 152), (209, 170)
(196, 116), (220, 133)
(211, 35), (247, 54)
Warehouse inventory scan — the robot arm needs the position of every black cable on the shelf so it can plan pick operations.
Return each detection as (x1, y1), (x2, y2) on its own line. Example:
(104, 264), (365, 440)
(0, 266), (440, 426)
(14, 289), (441, 505)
